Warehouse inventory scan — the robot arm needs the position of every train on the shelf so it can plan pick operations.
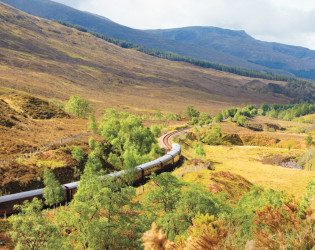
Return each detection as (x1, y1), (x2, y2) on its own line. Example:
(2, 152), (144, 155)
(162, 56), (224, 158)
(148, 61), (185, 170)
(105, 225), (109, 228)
(0, 143), (181, 216)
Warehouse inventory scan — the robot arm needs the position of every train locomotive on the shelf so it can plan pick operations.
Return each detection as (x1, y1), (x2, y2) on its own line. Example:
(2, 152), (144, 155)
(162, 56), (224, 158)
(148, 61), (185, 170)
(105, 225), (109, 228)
(0, 143), (181, 216)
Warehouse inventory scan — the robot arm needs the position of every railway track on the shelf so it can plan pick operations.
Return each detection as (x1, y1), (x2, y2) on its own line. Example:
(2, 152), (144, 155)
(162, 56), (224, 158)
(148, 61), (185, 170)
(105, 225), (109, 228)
(161, 127), (190, 151)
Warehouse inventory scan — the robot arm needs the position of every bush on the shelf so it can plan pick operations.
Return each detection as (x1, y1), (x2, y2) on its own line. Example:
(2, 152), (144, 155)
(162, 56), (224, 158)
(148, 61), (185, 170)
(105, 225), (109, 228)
(65, 95), (90, 119)
(201, 126), (222, 145)
(89, 137), (95, 149)
(71, 147), (85, 163)
(213, 113), (223, 123)
(186, 106), (200, 119)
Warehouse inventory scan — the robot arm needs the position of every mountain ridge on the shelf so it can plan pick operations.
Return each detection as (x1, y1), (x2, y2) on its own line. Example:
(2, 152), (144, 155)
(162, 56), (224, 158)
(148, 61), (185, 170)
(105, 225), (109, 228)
(145, 26), (315, 79)
(0, 0), (293, 75)
(0, 1), (294, 117)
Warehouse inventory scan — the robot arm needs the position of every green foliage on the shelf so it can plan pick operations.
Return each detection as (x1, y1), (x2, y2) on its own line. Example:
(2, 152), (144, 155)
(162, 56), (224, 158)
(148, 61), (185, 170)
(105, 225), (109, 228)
(298, 127), (306, 133)
(186, 106), (200, 119)
(191, 117), (199, 125)
(85, 151), (103, 174)
(49, 99), (64, 110)
(71, 146), (85, 163)
(299, 178), (315, 215)
(159, 185), (231, 240)
(89, 137), (95, 149)
(65, 95), (90, 119)
(200, 112), (212, 123)
(222, 107), (238, 119)
(101, 108), (120, 121)
(305, 134), (313, 147)
(213, 113), (223, 123)
(88, 111), (98, 134)
(9, 198), (64, 249)
(154, 110), (163, 120)
(150, 124), (162, 137)
(99, 109), (160, 171)
(165, 113), (180, 121)
(59, 175), (146, 249)
(201, 126), (222, 145)
(108, 152), (121, 168)
(145, 173), (184, 213)
(193, 142), (206, 157)
(231, 187), (287, 241)
(260, 103), (315, 121)
(299, 148), (315, 171)
(236, 115), (247, 126)
(43, 169), (65, 207)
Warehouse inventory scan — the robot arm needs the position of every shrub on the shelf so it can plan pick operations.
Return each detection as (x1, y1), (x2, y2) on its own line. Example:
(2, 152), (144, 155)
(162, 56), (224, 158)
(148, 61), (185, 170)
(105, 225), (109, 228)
(71, 147), (85, 163)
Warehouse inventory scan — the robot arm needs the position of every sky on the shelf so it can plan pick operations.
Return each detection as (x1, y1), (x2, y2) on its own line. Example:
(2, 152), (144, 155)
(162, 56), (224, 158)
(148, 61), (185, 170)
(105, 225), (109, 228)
(53, 0), (315, 50)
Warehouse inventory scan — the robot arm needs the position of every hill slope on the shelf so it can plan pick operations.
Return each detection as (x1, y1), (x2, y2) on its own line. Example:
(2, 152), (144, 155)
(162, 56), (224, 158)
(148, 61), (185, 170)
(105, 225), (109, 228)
(146, 26), (315, 80)
(3, 0), (315, 79)
(0, 2), (292, 117)
(0, 0), (292, 75)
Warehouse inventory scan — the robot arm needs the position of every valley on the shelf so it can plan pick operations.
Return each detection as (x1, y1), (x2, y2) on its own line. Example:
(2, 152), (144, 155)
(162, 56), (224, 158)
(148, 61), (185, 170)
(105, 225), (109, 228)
(0, 1), (314, 249)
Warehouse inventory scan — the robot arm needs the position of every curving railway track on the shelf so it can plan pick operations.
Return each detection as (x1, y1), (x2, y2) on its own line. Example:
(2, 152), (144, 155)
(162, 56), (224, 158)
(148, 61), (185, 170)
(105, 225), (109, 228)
(160, 127), (190, 151)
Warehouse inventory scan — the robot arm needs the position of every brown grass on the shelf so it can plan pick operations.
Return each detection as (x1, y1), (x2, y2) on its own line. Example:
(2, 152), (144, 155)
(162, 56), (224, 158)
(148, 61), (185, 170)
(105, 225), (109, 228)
(175, 118), (315, 198)
(0, 2), (291, 119)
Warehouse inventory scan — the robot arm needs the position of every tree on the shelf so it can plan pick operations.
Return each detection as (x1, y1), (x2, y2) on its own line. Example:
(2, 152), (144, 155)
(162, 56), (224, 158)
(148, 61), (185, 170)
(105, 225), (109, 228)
(150, 124), (162, 137)
(186, 106), (200, 119)
(58, 176), (144, 249)
(299, 148), (315, 171)
(89, 137), (95, 149)
(99, 110), (159, 169)
(194, 142), (206, 157)
(9, 198), (64, 249)
(65, 95), (90, 119)
(237, 115), (247, 126)
(199, 112), (212, 124)
(305, 134), (313, 147)
(154, 110), (163, 120)
(85, 151), (103, 174)
(72, 146), (85, 163)
(157, 185), (231, 240)
(145, 173), (184, 213)
(201, 126), (222, 145)
(88, 111), (98, 134)
(43, 169), (65, 207)
(213, 113), (223, 123)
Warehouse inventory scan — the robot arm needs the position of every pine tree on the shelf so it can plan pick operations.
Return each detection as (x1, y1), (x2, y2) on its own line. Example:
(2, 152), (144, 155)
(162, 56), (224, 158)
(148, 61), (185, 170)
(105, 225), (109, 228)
(88, 111), (98, 134)
(71, 146), (85, 163)
(9, 198), (65, 249)
(43, 169), (65, 207)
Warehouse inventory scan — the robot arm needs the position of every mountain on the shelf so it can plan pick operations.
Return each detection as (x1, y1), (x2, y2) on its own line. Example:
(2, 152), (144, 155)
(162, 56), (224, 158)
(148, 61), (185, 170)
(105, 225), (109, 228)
(4, 0), (315, 80)
(0, 0), (291, 75)
(0, 1), (294, 117)
(146, 26), (315, 80)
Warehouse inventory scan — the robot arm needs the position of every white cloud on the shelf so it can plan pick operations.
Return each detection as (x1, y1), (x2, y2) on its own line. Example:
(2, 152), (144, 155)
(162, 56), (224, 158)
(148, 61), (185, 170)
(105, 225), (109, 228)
(52, 0), (315, 49)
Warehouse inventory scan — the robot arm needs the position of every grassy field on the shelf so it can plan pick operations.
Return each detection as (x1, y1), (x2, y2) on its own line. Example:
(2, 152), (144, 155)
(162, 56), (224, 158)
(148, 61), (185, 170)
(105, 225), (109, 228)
(177, 143), (314, 198)
(175, 118), (315, 198)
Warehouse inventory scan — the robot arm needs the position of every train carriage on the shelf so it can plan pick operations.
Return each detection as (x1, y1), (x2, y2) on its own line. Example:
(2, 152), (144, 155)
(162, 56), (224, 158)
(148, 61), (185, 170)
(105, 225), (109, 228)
(0, 143), (181, 216)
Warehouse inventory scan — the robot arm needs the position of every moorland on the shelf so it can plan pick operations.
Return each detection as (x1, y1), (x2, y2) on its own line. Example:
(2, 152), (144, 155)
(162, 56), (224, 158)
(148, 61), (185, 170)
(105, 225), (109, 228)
(0, 1), (314, 249)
